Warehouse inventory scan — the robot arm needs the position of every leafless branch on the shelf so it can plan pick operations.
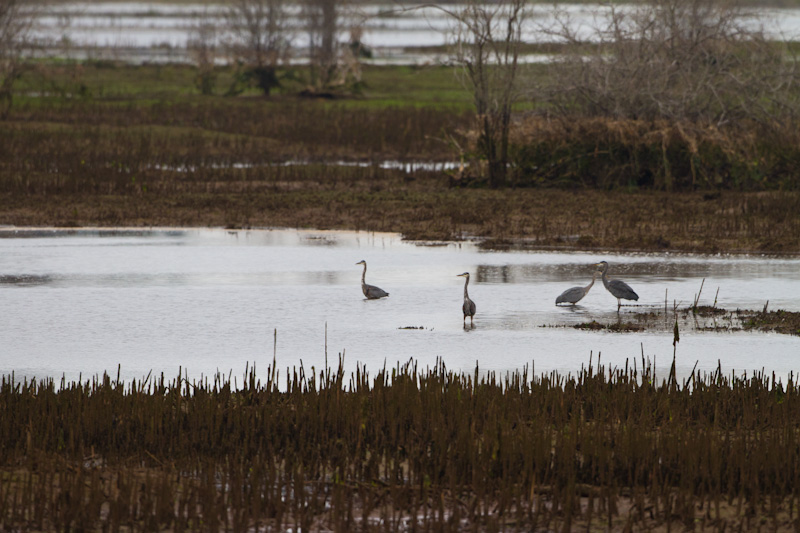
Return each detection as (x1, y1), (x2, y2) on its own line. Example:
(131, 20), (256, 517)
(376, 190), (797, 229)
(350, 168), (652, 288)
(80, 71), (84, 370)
(417, 0), (529, 188)
(544, 0), (799, 129)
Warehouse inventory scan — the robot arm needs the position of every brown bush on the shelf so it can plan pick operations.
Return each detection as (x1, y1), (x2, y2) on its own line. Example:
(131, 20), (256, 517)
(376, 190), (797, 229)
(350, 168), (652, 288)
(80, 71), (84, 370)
(506, 115), (800, 190)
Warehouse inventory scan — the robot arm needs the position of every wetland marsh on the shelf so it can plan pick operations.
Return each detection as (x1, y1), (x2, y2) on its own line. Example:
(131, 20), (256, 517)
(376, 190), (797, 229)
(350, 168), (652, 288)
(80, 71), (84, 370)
(4, 2), (800, 528)
(1, 227), (798, 387)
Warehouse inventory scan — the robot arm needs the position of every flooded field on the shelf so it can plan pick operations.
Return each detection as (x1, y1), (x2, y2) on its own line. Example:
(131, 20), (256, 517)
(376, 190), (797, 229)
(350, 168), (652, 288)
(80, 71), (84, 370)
(1, 228), (798, 385)
(32, 2), (800, 64)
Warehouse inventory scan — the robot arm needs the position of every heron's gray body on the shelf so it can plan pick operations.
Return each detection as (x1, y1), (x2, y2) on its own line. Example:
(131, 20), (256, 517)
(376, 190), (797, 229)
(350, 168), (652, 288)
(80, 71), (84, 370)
(555, 271), (598, 305)
(458, 272), (476, 325)
(597, 261), (638, 310)
(363, 283), (389, 299)
(356, 260), (389, 299)
(462, 298), (477, 320)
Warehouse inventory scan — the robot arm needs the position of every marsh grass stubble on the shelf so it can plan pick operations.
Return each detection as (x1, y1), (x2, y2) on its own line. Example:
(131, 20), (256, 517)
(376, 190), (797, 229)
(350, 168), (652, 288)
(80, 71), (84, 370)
(2, 359), (800, 531)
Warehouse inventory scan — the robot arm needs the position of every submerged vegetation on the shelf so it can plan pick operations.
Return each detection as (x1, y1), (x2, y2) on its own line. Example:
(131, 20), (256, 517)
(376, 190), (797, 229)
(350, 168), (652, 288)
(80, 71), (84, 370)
(4, 359), (800, 531)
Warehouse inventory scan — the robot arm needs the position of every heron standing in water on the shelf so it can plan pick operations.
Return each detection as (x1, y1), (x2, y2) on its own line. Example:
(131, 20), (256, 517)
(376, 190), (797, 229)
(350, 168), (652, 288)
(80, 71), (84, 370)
(457, 272), (476, 326)
(555, 268), (600, 306)
(596, 260), (639, 311)
(355, 260), (389, 299)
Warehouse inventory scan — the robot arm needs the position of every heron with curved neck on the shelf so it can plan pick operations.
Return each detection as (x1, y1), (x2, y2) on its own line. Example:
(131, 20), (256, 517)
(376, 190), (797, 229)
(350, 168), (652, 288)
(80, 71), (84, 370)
(555, 268), (601, 306)
(355, 260), (389, 299)
(596, 260), (639, 311)
(457, 272), (476, 326)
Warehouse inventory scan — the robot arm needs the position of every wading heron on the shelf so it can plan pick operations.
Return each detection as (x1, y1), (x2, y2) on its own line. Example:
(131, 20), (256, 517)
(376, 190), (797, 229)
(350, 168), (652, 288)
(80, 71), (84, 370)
(355, 260), (389, 299)
(596, 260), (638, 311)
(555, 268), (600, 306)
(457, 272), (476, 326)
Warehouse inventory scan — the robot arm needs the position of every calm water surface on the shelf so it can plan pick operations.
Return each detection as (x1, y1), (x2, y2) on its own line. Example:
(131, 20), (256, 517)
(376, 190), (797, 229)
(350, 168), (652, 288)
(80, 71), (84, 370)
(32, 3), (800, 65)
(1, 228), (798, 386)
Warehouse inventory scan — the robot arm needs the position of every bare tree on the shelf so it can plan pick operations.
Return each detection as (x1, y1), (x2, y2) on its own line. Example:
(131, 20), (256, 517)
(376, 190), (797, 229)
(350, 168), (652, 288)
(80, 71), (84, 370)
(303, 0), (367, 93)
(187, 14), (219, 95)
(0, 0), (33, 118)
(224, 0), (292, 95)
(304, 0), (338, 90)
(544, 0), (799, 127)
(444, 0), (529, 188)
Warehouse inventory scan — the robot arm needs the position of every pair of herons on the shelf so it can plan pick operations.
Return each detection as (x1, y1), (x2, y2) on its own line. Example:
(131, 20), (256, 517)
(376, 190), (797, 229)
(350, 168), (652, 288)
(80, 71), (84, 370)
(355, 260), (477, 325)
(555, 261), (639, 310)
(356, 260), (638, 326)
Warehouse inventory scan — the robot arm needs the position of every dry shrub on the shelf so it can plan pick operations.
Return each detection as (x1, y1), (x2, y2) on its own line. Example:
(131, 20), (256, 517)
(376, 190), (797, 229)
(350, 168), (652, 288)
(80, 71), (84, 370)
(505, 0), (800, 190)
(505, 115), (800, 190)
(544, 0), (800, 127)
(220, 0), (293, 95)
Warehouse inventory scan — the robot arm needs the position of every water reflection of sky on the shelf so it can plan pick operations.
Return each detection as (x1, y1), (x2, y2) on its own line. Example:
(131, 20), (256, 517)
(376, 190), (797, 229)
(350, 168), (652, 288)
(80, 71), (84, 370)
(0, 228), (798, 387)
(30, 3), (800, 65)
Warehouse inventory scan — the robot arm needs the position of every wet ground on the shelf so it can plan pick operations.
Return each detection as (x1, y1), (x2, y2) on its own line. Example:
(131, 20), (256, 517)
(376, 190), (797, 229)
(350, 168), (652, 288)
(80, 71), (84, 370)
(1, 228), (798, 386)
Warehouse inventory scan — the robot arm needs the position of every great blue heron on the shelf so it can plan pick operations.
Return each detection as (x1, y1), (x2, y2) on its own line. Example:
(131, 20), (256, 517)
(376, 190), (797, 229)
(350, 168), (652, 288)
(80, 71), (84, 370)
(555, 268), (600, 306)
(355, 260), (389, 299)
(596, 260), (639, 311)
(457, 272), (476, 326)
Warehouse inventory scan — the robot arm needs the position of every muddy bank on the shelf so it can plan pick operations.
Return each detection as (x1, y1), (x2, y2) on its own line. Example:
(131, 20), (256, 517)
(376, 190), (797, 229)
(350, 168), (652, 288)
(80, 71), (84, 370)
(2, 189), (799, 254)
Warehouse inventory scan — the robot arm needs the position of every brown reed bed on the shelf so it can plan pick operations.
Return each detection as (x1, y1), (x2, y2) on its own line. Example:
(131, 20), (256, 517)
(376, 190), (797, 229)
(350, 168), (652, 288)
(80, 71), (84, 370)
(501, 115), (800, 191)
(3, 359), (800, 531)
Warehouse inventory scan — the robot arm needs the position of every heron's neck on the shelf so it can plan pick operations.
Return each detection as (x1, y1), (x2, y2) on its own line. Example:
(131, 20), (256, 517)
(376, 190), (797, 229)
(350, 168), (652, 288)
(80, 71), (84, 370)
(463, 276), (470, 299)
(586, 272), (597, 291)
(600, 267), (611, 290)
(361, 264), (366, 284)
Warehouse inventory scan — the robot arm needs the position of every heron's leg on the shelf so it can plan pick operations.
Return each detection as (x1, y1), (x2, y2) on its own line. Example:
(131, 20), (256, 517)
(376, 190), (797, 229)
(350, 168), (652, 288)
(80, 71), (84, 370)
(470, 316), (474, 326)
(617, 299), (621, 312)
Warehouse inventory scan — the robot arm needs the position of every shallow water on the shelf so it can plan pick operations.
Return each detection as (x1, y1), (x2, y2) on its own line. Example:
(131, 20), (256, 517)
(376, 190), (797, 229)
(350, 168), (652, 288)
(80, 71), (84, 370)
(1, 228), (798, 386)
(31, 3), (800, 65)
